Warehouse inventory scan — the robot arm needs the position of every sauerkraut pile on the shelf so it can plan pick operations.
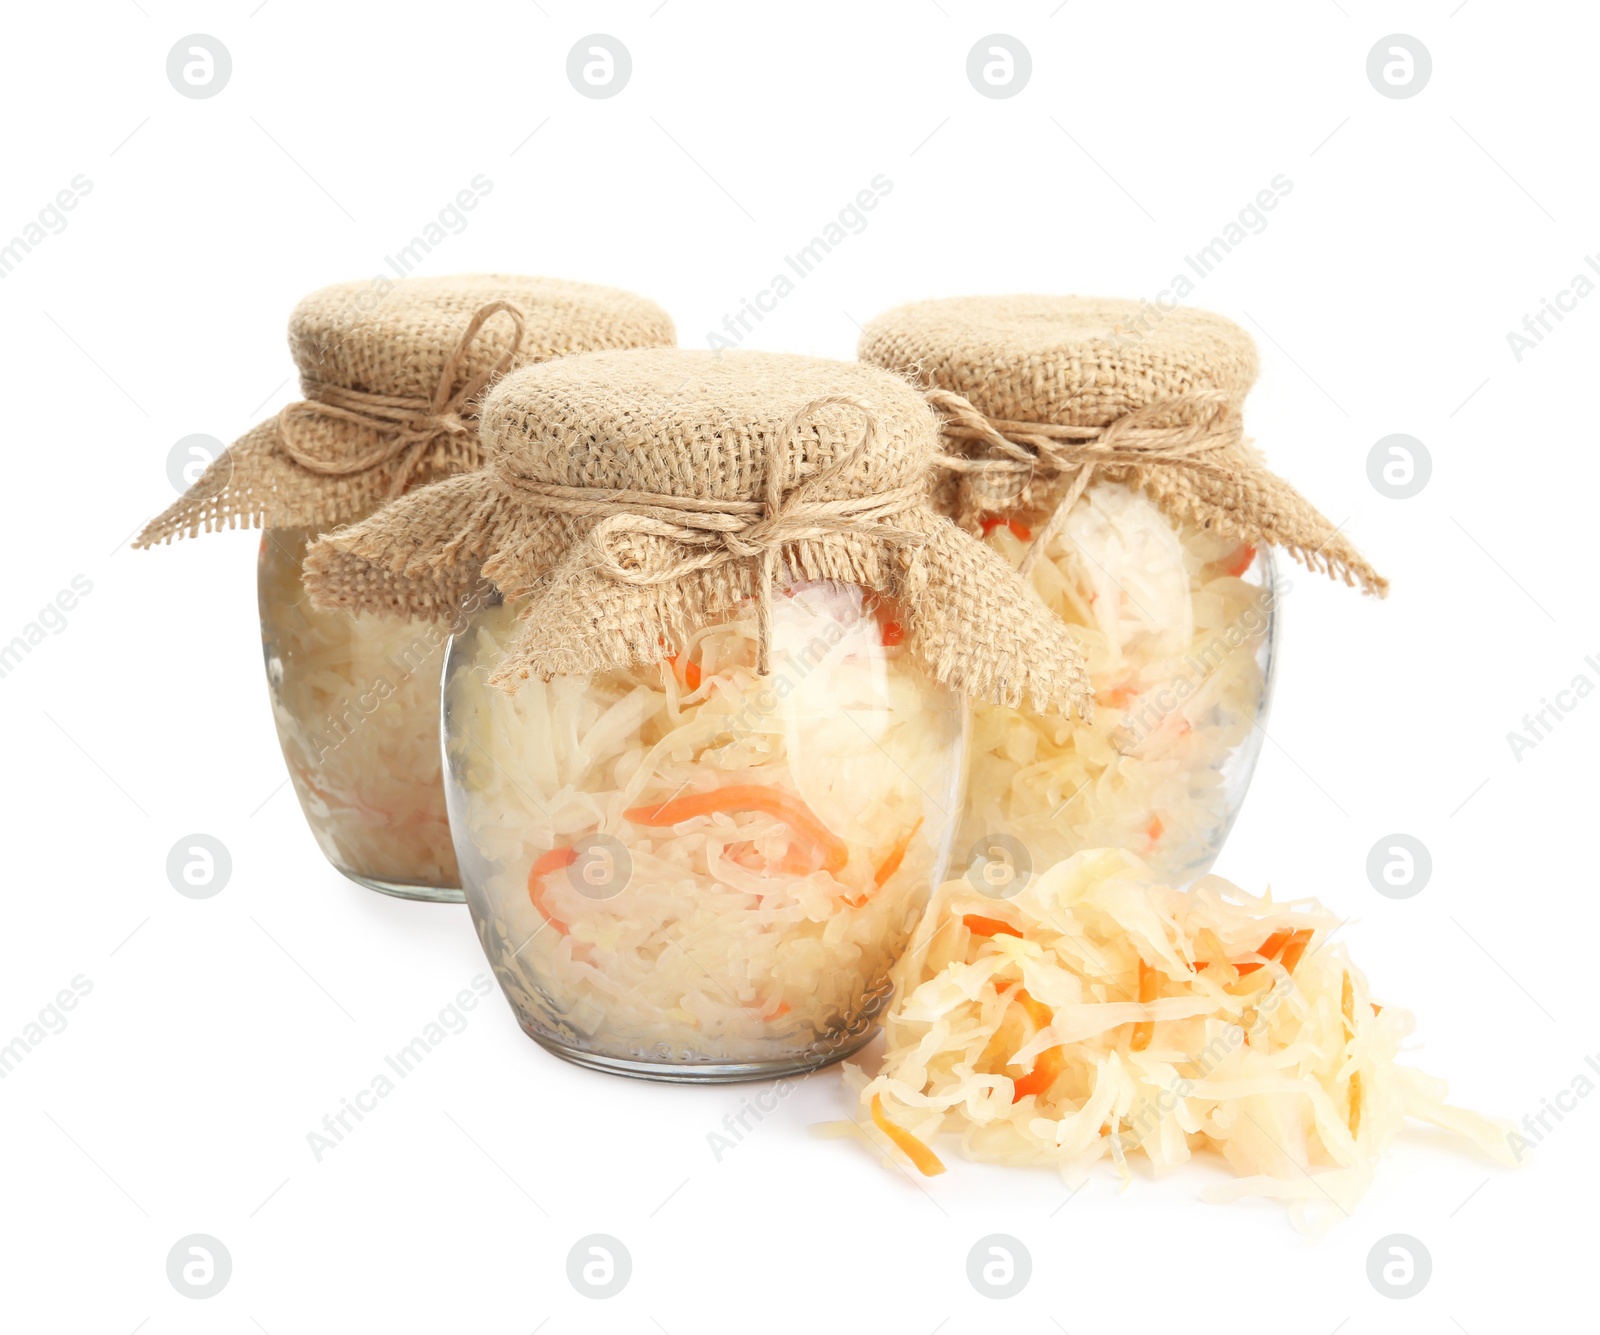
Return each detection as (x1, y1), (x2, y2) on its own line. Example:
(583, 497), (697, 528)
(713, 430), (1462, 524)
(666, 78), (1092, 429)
(837, 848), (1513, 1227)
(964, 481), (1274, 881)
(260, 530), (460, 888)
(444, 582), (964, 1067)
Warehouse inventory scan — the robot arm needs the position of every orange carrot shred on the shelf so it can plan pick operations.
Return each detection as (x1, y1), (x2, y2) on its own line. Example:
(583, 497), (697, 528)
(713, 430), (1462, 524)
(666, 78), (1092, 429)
(1341, 970), (1363, 1137)
(872, 818), (924, 889)
(1131, 958), (1157, 1051)
(1201, 929), (1311, 981)
(1278, 928), (1314, 974)
(1220, 543), (1257, 577)
(1009, 989), (1064, 1102)
(843, 820), (925, 909)
(964, 914), (1023, 939)
(978, 515), (1034, 542)
(1011, 1046), (1065, 1102)
(625, 785), (847, 874)
(863, 591), (906, 647)
(871, 1093), (945, 1176)
(527, 846), (579, 936)
(1226, 929), (1302, 980)
(1255, 929), (1292, 962)
(1012, 987), (1053, 1031)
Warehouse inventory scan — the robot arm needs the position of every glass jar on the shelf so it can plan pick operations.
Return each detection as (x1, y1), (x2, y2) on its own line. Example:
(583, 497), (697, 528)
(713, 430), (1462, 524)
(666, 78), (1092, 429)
(960, 479), (1278, 883)
(260, 528), (460, 901)
(442, 579), (966, 1081)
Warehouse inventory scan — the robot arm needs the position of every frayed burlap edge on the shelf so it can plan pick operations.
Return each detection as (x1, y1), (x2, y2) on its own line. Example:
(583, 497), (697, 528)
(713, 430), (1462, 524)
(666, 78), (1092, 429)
(923, 387), (1388, 599)
(300, 473), (545, 623)
(308, 474), (1093, 719)
(133, 418), (474, 548)
(958, 447), (1389, 598)
(491, 511), (1092, 718)
(1120, 445), (1387, 596)
(136, 297), (539, 549)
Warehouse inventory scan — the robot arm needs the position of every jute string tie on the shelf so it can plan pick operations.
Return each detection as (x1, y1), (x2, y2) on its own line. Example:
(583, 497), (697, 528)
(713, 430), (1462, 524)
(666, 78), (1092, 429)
(275, 300), (528, 500)
(501, 396), (929, 674)
(927, 387), (1243, 576)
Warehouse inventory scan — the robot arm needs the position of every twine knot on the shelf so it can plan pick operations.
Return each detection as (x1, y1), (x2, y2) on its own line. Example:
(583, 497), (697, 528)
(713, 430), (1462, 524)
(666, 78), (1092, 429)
(506, 396), (928, 674)
(275, 299), (527, 499)
(926, 387), (1244, 575)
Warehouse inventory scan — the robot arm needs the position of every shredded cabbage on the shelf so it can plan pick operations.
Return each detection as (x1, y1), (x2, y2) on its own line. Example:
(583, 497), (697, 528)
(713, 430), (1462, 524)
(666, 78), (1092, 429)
(259, 529), (459, 891)
(961, 482), (1275, 882)
(839, 849), (1514, 1230)
(443, 581), (965, 1070)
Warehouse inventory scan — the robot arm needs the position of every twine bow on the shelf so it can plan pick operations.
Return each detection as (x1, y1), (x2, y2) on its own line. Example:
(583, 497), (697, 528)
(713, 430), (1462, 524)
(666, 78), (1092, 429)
(927, 387), (1244, 576)
(275, 299), (528, 499)
(508, 396), (929, 674)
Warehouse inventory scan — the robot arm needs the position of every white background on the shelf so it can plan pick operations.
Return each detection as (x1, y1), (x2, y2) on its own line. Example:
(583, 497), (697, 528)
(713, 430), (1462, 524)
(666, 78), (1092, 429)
(0, 2), (1590, 1331)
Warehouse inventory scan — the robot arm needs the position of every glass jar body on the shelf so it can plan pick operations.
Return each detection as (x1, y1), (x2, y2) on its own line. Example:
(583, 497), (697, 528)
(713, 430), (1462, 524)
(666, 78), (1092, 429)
(442, 580), (966, 1081)
(259, 528), (461, 900)
(959, 481), (1278, 884)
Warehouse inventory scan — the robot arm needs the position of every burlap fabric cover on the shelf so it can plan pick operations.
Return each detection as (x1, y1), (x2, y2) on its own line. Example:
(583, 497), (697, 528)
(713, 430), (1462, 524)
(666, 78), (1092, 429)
(858, 295), (1386, 595)
(304, 348), (1093, 718)
(135, 274), (675, 547)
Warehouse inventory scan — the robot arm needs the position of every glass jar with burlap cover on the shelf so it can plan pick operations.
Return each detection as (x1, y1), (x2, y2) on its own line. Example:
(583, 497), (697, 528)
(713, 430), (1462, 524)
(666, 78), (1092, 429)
(136, 275), (675, 903)
(304, 347), (1092, 1081)
(859, 295), (1387, 884)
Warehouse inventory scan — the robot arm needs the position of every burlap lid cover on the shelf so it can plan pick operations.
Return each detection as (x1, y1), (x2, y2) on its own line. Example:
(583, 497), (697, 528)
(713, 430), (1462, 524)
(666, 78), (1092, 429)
(858, 295), (1386, 595)
(135, 274), (675, 547)
(303, 348), (1093, 717)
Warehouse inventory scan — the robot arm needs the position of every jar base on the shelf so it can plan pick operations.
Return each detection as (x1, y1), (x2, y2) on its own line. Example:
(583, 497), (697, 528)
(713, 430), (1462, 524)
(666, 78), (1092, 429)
(337, 868), (465, 904)
(523, 1024), (877, 1084)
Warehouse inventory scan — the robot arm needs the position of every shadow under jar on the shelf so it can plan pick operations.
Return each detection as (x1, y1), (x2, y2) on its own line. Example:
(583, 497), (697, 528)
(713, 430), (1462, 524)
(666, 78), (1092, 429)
(260, 527), (459, 900)
(962, 481), (1278, 883)
(443, 581), (966, 1081)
